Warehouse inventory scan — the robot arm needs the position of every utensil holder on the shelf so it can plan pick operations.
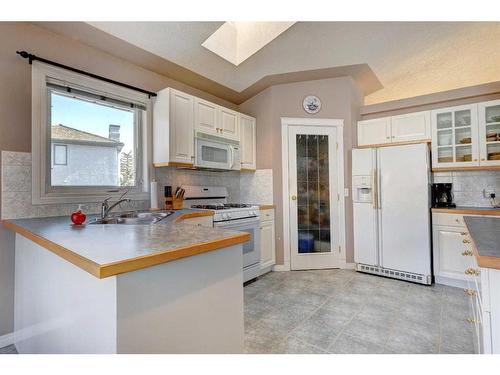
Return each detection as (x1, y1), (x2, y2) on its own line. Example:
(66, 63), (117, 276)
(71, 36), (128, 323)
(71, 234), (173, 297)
(164, 196), (183, 210)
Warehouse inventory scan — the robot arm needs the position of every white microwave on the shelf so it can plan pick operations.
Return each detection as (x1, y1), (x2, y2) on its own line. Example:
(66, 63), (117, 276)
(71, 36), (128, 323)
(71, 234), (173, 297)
(194, 133), (241, 171)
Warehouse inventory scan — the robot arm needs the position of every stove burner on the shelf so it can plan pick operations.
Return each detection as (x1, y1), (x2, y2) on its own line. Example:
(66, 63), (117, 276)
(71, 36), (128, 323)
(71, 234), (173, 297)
(191, 203), (253, 210)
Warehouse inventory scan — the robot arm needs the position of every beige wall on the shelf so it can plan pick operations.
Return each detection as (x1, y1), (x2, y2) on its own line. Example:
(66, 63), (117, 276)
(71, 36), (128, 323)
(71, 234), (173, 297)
(239, 77), (363, 266)
(0, 22), (239, 338)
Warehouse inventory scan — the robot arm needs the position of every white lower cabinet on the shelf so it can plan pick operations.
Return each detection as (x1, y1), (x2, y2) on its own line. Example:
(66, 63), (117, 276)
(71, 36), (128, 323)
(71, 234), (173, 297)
(259, 209), (275, 275)
(479, 266), (500, 354)
(432, 223), (474, 287)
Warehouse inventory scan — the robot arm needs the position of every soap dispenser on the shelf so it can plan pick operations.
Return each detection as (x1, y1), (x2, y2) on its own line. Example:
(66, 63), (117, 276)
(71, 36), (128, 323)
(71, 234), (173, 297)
(71, 204), (87, 225)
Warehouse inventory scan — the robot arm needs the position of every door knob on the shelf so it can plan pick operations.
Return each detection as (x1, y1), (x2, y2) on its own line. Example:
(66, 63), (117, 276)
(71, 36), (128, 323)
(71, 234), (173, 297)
(291, 195), (297, 200)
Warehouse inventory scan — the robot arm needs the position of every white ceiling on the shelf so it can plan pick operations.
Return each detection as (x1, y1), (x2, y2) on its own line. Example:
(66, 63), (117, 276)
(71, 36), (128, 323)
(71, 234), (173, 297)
(88, 22), (500, 105)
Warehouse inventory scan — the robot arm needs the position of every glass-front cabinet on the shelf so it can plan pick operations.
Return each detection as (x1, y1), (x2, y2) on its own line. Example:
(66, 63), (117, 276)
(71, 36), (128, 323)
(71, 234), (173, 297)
(431, 104), (479, 168)
(478, 99), (500, 167)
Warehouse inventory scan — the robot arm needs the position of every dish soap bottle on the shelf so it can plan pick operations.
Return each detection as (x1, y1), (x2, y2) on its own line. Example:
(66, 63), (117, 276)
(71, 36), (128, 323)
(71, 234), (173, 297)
(71, 204), (87, 225)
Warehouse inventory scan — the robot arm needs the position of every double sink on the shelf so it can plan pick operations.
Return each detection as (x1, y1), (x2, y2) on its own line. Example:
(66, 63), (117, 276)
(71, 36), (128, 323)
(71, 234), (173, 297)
(90, 211), (174, 225)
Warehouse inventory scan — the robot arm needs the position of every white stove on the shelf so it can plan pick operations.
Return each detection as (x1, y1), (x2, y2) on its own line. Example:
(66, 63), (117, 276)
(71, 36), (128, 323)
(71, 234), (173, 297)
(182, 185), (261, 283)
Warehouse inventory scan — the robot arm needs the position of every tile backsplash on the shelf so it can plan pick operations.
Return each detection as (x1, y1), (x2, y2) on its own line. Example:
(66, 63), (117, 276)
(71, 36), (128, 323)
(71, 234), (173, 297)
(433, 171), (500, 207)
(1, 150), (275, 220)
(1, 151), (149, 220)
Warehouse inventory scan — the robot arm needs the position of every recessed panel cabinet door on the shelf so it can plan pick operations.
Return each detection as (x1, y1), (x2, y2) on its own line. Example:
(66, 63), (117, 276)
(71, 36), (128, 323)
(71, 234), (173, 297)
(194, 98), (218, 136)
(219, 108), (239, 141)
(391, 111), (431, 142)
(432, 225), (474, 282)
(240, 114), (256, 169)
(260, 220), (275, 267)
(170, 90), (194, 164)
(357, 118), (391, 146)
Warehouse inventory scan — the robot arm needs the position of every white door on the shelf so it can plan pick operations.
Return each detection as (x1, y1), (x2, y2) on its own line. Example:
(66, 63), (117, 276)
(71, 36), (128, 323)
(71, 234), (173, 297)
(390, 111), (431, 142)
(433, 225), (474, 282)
(352, 148), (378, 267)
(194, 98), (218, 136)
(240, 114), (256, 170)
(478, 100), (500, 167)
(219, 107), (239, 140)
(288, 125), (341, 270)
(170, 89), (194, 164)
(378, 144), (431, 276)
(431, 104), (479, 169)
(357, 117), (391, 146)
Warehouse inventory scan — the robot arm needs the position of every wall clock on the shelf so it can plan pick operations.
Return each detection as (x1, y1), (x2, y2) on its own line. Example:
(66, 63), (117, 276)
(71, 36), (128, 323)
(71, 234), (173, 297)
(302, 95), (321, 114)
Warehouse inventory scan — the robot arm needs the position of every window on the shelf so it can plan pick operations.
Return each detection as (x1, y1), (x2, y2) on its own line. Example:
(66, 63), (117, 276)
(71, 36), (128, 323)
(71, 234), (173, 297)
(53, 144), (67, 166)
(32, 62), (151, 204)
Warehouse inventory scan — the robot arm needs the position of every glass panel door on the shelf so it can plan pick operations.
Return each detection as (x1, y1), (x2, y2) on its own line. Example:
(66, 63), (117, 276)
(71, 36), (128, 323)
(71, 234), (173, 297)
(288, 125), (339, 270)
(483, 103), (500, 163)
(433, 105), (478, 167)
(296, 134), (331, 253)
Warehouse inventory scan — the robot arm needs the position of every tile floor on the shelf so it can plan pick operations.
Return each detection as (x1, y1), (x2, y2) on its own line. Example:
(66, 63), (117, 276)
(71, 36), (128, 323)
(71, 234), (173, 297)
(0, 269), (474, 355)
(244, 269), (475, 354)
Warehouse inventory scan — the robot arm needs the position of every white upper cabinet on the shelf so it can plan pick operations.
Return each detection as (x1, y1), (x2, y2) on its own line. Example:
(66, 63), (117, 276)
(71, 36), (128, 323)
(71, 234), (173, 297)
(240, 114), (256, 170)
(357, 117), (391, 146)
(478, 99), (500, 167)
(194, 97), (218, 136)
(153, 87), (255, 169)
(153, 88), (194, 166)
(357, 112), (431, 147)
(431, 104), (479, 169)
(219, 107), (239, 141)
(390, 111), (431, 142)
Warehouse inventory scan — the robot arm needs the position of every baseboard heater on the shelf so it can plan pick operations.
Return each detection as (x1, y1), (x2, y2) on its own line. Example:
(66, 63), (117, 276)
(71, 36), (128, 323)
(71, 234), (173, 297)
(356, 263), (432, 285)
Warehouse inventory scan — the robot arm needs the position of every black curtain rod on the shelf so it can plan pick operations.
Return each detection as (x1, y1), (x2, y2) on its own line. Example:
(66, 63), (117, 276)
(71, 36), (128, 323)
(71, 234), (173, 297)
(16, 50), (157, 98)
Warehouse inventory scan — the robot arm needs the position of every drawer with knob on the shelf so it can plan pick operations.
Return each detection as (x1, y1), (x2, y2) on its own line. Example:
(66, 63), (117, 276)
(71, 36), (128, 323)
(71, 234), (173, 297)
(432, 213), (466, 227)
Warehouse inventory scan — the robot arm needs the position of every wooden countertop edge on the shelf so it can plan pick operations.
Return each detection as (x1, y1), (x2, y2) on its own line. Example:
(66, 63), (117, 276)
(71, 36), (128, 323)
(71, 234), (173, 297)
(98, 232), (250, 278)
(464, 220), (500, 270)
(2, 220), (102, 278)
(259, 204), (276, 210)
(2, 219), (250, 279)
(432, 208), (500, 216)
(174, 211), (214, 222)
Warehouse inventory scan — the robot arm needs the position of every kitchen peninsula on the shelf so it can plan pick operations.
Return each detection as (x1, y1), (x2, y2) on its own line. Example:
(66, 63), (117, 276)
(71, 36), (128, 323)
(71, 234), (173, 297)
(3, 210), (249, 354)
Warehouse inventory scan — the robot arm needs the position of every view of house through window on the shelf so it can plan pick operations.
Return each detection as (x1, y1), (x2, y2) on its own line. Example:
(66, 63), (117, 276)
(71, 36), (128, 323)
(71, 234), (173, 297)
(50, 91), (137, 187)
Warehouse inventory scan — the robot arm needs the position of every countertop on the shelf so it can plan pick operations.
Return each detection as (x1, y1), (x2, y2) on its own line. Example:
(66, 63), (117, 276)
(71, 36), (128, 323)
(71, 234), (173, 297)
(2, 209), (249, 279)
(258, 204), (276, 210)
(464, 216), (500, 270)
(431, 206), (500, 216)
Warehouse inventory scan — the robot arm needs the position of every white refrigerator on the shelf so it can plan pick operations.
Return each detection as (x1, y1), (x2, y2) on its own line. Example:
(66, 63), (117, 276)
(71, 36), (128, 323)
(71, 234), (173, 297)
(352, 143), (432, 284)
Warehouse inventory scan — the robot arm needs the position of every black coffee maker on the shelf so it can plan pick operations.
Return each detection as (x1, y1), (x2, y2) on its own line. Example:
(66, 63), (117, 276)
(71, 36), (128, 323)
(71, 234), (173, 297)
(431, 183), (456, 208)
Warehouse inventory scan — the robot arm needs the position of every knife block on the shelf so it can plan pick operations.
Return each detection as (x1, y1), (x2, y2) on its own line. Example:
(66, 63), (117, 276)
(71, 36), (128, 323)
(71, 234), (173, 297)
(164, 196), (184, 210)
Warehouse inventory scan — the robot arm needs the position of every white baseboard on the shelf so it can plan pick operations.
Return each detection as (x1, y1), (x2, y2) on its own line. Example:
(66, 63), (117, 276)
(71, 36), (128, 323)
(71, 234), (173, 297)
(0, 332), (14, 348)
(435, 275), (468, 289)
(273, 263), (290, 272)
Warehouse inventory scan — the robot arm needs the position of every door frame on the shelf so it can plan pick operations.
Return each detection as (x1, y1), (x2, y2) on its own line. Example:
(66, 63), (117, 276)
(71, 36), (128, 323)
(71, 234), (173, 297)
(280, 117), (346, 271)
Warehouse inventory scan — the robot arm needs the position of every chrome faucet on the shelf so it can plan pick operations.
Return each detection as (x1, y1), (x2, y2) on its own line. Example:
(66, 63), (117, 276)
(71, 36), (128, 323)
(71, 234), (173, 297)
(101, 191), (131, 219)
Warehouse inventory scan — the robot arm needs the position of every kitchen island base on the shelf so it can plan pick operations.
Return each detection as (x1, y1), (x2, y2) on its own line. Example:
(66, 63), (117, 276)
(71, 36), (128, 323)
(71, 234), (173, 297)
(14, 234), (244, 354)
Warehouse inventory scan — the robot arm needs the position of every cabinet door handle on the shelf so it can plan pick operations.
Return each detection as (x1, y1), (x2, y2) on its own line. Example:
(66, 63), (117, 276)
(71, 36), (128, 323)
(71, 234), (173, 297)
(461, 250), (473, 256)
(455, 219), (461, 223)
(460, 232), (467, 236)
(464, 288), (477, 296)
(466, 317), (477, 324)
(465, 268), (480, 276)
(481, 158), (486, 161)
(462, 239), (470, 244)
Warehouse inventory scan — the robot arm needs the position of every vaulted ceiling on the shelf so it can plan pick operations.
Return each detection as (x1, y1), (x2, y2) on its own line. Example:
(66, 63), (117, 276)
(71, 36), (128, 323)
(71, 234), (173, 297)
(40, 22), (500, 105)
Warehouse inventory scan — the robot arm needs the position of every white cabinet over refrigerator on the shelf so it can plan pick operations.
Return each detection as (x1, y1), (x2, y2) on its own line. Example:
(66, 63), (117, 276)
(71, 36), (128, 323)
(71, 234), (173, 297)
(352, 143), (432, 284)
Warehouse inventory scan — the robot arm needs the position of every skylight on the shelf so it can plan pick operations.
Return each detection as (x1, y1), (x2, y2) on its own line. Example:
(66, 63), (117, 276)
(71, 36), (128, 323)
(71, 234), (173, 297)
(202, 22), (295, 66)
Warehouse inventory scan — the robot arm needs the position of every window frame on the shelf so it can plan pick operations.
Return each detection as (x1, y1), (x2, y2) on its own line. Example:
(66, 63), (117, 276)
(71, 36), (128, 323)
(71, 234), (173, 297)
(32, 62), (152, 205)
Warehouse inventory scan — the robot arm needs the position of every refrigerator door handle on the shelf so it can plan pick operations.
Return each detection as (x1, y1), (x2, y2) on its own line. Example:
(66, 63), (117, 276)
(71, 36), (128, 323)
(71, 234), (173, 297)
(372, 168), (378, 209)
